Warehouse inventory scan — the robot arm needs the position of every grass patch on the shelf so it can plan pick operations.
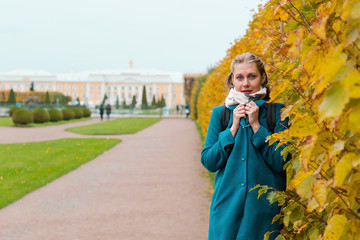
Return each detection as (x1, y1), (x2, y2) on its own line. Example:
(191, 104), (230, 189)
(66, 118), (161, 135)
(194, 120), (215, 188)
(0, 138), (121, 209)
(0, 117), (92, 127)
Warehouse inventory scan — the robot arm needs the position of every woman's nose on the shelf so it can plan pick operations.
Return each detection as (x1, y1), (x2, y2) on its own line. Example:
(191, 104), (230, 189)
(243, 78), (250, 86)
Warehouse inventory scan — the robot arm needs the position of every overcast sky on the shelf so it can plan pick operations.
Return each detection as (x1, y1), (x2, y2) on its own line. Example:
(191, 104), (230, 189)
(0, 0), (264, 74)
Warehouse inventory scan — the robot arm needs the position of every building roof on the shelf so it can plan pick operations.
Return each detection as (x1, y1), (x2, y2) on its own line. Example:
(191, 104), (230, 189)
(0, 68), (184, 84)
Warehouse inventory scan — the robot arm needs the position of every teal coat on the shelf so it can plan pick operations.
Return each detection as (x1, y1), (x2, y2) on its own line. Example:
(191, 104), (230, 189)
(201, 100), (289, 240)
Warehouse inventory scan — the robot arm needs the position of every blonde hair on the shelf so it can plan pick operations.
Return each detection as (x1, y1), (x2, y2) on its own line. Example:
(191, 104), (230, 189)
(225, 52), (268, 89)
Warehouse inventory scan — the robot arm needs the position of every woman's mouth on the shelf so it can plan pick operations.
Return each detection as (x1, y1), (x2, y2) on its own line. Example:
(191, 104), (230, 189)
(242, 90), (252, 94)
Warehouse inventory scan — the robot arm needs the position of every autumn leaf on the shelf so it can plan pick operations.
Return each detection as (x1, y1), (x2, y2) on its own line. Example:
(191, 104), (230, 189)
(312, 179), (328, 207)
(289, 114), (320, 138)
(318, 82), (350, 121)
(334, 153), (354, 187)
(323, 214), (347, 240)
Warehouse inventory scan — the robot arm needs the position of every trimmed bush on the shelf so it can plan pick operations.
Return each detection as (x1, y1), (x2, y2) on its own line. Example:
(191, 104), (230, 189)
(48, 109), (63, 122)
(62, 109), (75, 120)
(82, 108), (91, 117)
(32, 109), (50, 123)
(12, 109), (33, 125)
(71, 107), (83, 119)
(9, 106), (21, 117)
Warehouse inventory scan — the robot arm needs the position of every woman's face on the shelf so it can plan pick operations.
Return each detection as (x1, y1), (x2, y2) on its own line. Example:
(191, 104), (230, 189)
(232, 62), (265, 94)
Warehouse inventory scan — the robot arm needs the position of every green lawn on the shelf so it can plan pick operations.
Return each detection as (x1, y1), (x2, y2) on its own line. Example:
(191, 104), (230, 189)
(0, 138), (121, 209)
(66, 118), (161, 135)
(0, 117), (92, 127)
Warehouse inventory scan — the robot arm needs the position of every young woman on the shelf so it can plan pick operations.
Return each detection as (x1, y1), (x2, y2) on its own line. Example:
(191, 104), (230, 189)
(201, 52), (289, 240)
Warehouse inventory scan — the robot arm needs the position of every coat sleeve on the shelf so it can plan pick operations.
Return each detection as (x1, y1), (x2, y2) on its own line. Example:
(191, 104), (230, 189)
(201, 106), (235, 172)
(251, 103), (289, 173)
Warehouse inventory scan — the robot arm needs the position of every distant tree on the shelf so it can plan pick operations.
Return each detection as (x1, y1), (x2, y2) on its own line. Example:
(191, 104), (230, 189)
(102, 94), (108, 106)
(160, 94), (166, 107)
(115, 96), (120, 109)
(122, 99), (127, 108)
(45, 91), (51, 104)
(76, 97), (80, 105)
(141, 85), (148, 109)
(131, 95), (137, 107)
(151, 95), (156, 108)
(7, 89), (16, 104)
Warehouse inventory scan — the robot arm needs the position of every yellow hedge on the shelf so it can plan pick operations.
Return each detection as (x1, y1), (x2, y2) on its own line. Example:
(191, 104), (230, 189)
(196, 0), (360, 239)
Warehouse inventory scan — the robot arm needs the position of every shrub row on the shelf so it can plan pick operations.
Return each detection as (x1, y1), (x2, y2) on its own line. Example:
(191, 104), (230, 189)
(10, 107), (92, 125)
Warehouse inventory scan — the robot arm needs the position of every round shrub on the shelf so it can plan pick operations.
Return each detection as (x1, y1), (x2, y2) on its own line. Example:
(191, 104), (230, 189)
(48, 109), (63, 122)
(12, 109), (33, 125)
(62, 109), (75, 120)
(32, 109), (50, 123)
(71, 107), (83, 119)
(9, 106), (21, 117)
(82, 108), (91, 117)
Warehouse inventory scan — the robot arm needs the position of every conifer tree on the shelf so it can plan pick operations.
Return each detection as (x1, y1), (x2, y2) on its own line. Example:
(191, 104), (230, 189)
(7, 89), (16, 104)
(115, 96), (120, 109)
(45, 91), (51, 104)
(141, 85), (148, 109)
(131, 95), (137, 107)
(151, 95), (156, 108)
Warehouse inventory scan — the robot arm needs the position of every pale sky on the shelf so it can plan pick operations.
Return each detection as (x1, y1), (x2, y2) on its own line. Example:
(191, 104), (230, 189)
(0, 0), (264, 74)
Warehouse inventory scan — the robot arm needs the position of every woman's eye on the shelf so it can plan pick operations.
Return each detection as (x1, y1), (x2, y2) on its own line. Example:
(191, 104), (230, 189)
(249, 75), (256, 79)
(236, 76), (243, 80)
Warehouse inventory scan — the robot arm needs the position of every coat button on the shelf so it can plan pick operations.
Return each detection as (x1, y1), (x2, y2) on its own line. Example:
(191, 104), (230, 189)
(241, 156), (245, 161)
(241, 182), (245, 187)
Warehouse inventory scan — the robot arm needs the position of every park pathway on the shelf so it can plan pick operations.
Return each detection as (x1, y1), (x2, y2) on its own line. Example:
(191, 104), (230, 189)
(0, 118), (210, 239)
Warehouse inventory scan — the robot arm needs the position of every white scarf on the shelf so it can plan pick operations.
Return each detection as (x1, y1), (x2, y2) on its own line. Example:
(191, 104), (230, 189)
(225, 87), (267, 107)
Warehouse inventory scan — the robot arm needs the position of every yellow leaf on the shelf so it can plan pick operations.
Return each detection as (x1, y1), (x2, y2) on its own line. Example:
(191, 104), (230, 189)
(323, 214), (347, 240)
(303, 49), (323, 76)
(312, 16), (329, 40)
(297, 175), (316, 198)
(312, 179), (328, 207)
(316, 49), (347, 95)
(307, 197), (320, 212)
(348, 104), (360, 133)
(341, 0), (353, 20)
(289, 114), (320, 138)
(319, 82), (350, 121)
(348, 172), (360, 207)
(332, 19), (343, 34)
(329, 140), (345, 159)
(289, 169), (314, 189)
(334, 153), (353, 187)
(349, 1), (360, 19)
(269, 78), (290, 100)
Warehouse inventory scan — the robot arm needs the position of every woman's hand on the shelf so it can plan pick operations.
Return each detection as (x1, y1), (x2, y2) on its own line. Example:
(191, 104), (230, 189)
(245, 101), (260, 133)
(230, 104), (246, 137)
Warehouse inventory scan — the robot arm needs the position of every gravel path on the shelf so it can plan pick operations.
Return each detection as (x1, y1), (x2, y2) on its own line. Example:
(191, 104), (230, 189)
(0, 118), (210, 239)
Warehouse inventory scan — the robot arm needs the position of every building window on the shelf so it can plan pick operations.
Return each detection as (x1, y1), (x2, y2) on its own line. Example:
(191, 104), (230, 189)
(66, 85), (70, 89)
(58, 85), (62, 89)
(122, 86), (125, 90)
(82, 85), (86, 90)
(97, 86), (101, 90)
(173, 93), (176, 99)
(90, 85), (94, 90)
(74, 84), (77, 89)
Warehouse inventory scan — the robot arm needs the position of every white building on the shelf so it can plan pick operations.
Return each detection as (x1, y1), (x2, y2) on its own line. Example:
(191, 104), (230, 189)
(0, 68), (185, 108)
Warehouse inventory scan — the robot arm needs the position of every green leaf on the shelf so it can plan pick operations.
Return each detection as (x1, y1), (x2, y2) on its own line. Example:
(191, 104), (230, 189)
(319, 82), (350, 121)
(275, 234), (286, 240)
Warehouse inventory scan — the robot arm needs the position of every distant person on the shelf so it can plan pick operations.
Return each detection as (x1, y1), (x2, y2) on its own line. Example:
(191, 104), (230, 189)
(185, 107), (190, 118)
(176, 104), (179, 114)
(99, 105), (104, 121)
(106, 104), (111, 120)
